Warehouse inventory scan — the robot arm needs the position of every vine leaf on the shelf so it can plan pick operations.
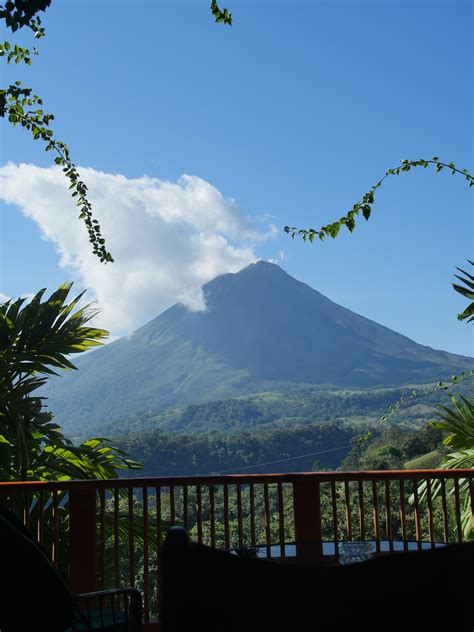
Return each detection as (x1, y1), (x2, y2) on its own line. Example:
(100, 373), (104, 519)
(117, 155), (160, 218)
(0, 40), (37, 64)
(284, 158), (473, 243)
(353, 370), (474, 445)
(0, 82), (114, 262)
(0, 3), (114, 263)
(211, 0), (232, 25)
(284, 158), (473, 325)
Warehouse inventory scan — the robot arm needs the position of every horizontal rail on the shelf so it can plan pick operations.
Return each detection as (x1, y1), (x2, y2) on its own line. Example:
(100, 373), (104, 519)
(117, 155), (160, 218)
(0, 469), (473, 491)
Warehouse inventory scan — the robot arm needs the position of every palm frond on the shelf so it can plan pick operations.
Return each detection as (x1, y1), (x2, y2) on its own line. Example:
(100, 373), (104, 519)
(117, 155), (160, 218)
(454, 260), (474, 322)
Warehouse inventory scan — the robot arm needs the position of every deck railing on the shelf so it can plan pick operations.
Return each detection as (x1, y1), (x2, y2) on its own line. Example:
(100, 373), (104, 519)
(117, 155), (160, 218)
(1, 469), (473, 627)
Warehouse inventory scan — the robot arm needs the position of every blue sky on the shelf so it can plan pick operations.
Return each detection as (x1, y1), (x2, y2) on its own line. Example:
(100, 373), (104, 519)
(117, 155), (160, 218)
(0, 0), (472, 355)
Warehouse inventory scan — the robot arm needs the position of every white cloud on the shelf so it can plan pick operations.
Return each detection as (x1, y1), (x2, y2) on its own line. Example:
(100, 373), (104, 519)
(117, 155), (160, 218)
(0, 163), (276, 336)
(267, 249), (286, 265)
(0, 293), (10, 305)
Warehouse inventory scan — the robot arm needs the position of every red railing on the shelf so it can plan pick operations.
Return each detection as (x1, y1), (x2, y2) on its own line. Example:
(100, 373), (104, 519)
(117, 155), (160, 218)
(1, 469), (473, 628)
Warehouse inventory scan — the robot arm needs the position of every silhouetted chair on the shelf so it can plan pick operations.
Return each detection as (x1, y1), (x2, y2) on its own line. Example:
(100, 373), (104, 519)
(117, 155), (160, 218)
(0, 501), (141, 632)
(160, 526), (473, 632)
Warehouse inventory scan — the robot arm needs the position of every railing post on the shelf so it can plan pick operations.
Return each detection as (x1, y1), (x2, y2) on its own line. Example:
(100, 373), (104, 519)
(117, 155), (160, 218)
(68, 488), (97, 594)
(293, 477), (323, 562)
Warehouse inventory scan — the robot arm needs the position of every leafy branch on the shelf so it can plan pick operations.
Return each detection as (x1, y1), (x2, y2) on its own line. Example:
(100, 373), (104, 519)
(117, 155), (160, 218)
(0, 82), (114, 262)
(0, 0), (50, 37)
(0, 39), (37, 64)
(211, 0), (232, 25)
(352, 370), (474, 445)
(1, 1), (233, 263)
(379, 371), (474, 425)
(284, 158), (473, 243)
(1, 1), (113, 263)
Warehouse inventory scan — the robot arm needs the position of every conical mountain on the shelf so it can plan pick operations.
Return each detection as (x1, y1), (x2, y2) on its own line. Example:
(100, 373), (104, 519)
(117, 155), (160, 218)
(45, 261), (473, 434)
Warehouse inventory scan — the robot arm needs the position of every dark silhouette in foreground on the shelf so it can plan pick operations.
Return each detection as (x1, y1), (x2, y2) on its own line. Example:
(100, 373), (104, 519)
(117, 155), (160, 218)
(161, 526), (473, 632)
(0, 502), (141, 632)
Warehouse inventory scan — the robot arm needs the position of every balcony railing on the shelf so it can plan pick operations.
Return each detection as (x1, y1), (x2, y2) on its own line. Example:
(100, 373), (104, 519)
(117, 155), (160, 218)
(1, 469), (473, 629)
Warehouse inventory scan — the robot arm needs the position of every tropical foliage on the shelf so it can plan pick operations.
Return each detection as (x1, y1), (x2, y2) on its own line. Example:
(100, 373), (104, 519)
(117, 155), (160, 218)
(428, 392), (474, 539)
(453, 261), (474, 323)
(0, 283), (146, 587)
(433, 393), (474, 453)
(0, 283), (139, 481)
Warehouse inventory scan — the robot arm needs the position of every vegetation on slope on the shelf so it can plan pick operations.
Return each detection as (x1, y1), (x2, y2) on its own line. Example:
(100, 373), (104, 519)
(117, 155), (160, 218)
(114, 419), (451, 478)
(116, 422), (357, 476)
(339, 425), (447, 471)
(73, 382), (468, 442)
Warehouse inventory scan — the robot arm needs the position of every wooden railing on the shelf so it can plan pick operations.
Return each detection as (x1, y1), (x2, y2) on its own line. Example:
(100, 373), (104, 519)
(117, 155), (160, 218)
(1, 469), (473, 627)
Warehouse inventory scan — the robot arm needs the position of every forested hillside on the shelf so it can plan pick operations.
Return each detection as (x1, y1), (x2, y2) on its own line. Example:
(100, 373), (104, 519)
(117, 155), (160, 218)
(339, 425), (447, 471)
(75, 381), (470, 442)
(116, 422), (358, 476)
(89, 382), (465, 478)
(115, 419), (449, 478)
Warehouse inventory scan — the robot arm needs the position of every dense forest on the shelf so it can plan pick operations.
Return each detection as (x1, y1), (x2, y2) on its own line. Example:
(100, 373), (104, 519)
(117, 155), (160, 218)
(116, 422), (357, 476)
(115, 420), (447, 478)
(339, 425), (447, 471)
(101, 383), (465, 477)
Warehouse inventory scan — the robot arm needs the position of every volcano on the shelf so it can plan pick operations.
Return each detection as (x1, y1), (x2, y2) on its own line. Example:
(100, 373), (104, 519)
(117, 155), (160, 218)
(44, 261), (473, 434)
